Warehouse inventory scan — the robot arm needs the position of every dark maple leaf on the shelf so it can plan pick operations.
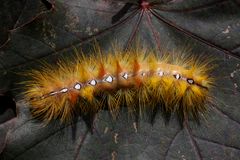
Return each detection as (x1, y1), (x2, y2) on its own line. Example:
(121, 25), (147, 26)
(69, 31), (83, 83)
(0, 0), (240, 160)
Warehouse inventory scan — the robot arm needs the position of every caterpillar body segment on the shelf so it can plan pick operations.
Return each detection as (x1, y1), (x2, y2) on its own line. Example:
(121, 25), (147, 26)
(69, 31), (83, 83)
(23, 47), (214, 124)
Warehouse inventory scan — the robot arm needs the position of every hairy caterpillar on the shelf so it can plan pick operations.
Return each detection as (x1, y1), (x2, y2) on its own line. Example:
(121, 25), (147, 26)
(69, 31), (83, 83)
(23, 46), (214, 125)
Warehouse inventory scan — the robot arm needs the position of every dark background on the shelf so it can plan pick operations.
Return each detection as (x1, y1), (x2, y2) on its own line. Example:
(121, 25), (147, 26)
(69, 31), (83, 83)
(0, 0), (240, 159)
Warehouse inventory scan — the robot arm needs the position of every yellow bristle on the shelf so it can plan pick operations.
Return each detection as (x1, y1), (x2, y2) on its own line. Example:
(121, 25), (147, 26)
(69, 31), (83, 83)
(22, 45), (215, 124)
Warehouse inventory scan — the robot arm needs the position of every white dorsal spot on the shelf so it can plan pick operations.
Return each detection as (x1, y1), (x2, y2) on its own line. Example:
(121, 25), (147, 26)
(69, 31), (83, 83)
(49, 91), (58, 96)
(90, 79), (97, 86)
(105, 75), (113, 83)
(74, 83), (81, 90)
(141, 72), (146, 76)
(174, 74), (181, 80)
(122, 73), (128, 79)
(158, 71), (164, 76)
(60, 88), (68, 93)
(187, 79), (194, 84)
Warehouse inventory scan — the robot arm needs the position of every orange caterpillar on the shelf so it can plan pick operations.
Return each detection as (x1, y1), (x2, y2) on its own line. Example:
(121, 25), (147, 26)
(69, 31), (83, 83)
(23, 46), (214, 125)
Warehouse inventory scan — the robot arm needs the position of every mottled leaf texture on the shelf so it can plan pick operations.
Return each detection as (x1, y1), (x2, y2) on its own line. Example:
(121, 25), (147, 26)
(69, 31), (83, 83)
(0, 0), (240, 160)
